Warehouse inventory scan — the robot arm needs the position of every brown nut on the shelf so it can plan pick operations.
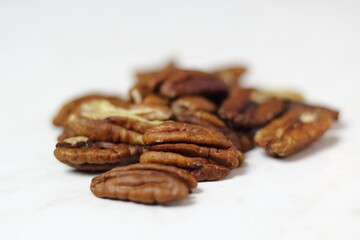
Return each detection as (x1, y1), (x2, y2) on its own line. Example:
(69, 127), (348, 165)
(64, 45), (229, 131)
(251, 89), (305, 103)
(254, 107), (335, 157)
(139, 151), (231, 181)
(148, 144), (243, 169)
(54, 136), (144, 172)
(141, 94), (169, 105)
(90, 163), (196, 204)
(131, 62), (177, 103)
(171, 96), (217, 115)
(127, 103), (172, 121)
(67, 99), (163, 145)
(188, 164), (231, 182)
(286, 101), (339, 120)
(175, 110), (225, 129)
(219, 87), (285, 129)
(143, 122), (232, 149)
(213, 66), (247, 86)
(53, 94), (130, 127)
(159, 70), (229, 99)
(223, 129), (255, 152)
(174, 110), (252, 152)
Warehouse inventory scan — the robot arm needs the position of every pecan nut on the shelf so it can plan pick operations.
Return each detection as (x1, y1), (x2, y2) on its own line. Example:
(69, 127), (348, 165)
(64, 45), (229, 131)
(127, 103), (172, 121)
(140, 151), (231, 181)
(54, 136), (144, 171)
(143, 122), (231, 149)
(130, 62), (177, 103)
(175, 110), (253, 152)
(142, 122), (242, 181)
(53, 94), (129, 127)
(171, 96), (217, 115)
(254, 107), (335, 157)
(219, 87), (285, 129)
(159, 70), (229, 99)
(67, 99), (163, 145)
(213, 66), (246, 86)
(90, 163), (197, 204)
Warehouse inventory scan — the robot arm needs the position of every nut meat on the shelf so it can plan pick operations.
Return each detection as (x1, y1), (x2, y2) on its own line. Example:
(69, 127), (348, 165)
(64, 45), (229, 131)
(54, 136), (144, 171)
(254, 107), (335, 157)
(91, 163), (197, 204)
(67, 99), (163, 145)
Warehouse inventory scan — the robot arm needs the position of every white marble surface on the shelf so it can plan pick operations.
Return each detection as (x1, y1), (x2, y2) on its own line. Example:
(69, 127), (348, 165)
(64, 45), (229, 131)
(1, 1), (359, 239)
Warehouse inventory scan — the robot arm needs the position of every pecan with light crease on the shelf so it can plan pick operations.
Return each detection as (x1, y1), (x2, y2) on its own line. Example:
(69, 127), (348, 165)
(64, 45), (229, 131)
(254, 107), (335, 157)
(160, 70), (229, 99)
(54, 136), (144, 171)
(213, 66), (246, 86)
(67, 99), (163, 145)
(130, 62), (177, 103)
(127, 103), (172, 121)
(53, 94), (130, 127)
(141, 94), (169, 105)
(90, 163), (197, 204)
(171, 96), (217, 115)
(219, 87), (285, 129)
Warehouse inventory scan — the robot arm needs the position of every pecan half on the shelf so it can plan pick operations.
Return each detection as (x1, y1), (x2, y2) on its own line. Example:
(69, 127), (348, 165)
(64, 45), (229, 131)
(139, 151), (231, 181)
(159, 70), (229, 99)
(219, 87), (285, 129)
(141, 94), (169, 105)
(171, 96), (217, 115)
(223, 129), (254, 152)
(213, 66), (246, 86)
(286, 101), (339, 120)
(67, 99), (163, 145)
(147, 144), (242, 169)
(175, 110), (253, 152)
(143, 122), (231, 149)
(175, 110), (225, 129)
(142, 122), (242, 181)
(54, 136), (144, 171)
(130, 62), (177, 103)
(90, 163), (196, 204)
(254, 107), (335, 157)
(53, 94), (129, 127)
(127, 103), (172, 121)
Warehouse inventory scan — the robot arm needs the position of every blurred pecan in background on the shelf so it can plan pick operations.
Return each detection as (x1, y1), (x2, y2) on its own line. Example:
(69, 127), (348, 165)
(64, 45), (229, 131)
(54, 136), (144, 171)
(171, 96), (217, 115)
(219, 87), (286, 129)
(160, 70), (229, 99)
(213, 66), (247, 86)
(91, 163), (197, 204)
(53, 94), (129, 127)
(130, 62), (177, 103)
(254, 107), (336, 157)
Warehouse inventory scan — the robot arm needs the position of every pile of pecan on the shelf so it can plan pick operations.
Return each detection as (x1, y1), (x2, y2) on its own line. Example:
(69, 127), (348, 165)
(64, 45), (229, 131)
(53, 62), (339, 204)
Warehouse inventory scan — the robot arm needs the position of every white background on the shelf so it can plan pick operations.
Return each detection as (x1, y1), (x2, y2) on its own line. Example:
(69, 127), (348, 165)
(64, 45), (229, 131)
(1, 0), (359, 239)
